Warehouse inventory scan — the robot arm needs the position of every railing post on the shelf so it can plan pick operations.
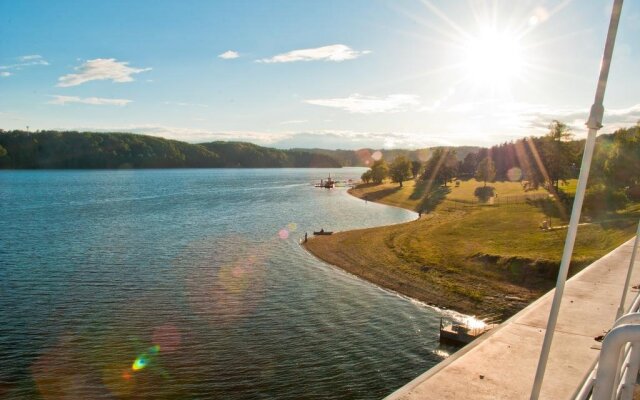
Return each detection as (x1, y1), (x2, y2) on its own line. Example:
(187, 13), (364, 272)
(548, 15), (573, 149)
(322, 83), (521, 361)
(617, 221), (640, 319)
(619, 342), (640, 400)
(529, 1), (625, 398)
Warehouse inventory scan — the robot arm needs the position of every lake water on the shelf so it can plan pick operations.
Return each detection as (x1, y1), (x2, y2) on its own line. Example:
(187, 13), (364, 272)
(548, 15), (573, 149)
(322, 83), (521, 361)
(0, 169), (450, 399)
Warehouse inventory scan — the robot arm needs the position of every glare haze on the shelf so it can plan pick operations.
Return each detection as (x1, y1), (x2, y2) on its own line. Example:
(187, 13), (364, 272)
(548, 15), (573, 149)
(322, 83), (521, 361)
(1, 0), (639, 149)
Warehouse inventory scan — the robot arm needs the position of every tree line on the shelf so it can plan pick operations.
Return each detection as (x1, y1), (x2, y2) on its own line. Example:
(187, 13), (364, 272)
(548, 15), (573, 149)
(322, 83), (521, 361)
(0, 130), (341, 169)
(361, 121), (640, 214)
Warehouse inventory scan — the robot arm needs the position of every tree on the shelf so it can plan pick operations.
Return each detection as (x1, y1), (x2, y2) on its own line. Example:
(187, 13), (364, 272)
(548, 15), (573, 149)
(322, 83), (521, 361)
(604, 126), (640, 190)
(411, 160), (423, 179)
(460, 152), (478, 178)
(539, 120), (575, 191)
(475, 156), (496, 186)
(422, 148), (458, 186)
(361, 169), (372, 183)
(390, 156), (412, 187)
(370, 159), (389, 184)
(548, 120), (573, 141)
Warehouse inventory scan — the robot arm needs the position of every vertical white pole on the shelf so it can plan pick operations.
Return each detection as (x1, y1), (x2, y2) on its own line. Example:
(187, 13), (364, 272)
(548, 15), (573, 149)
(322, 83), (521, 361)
(621, 342), (640, 400)
(616, 222), (640, 319)
(530, 0), (624, 398)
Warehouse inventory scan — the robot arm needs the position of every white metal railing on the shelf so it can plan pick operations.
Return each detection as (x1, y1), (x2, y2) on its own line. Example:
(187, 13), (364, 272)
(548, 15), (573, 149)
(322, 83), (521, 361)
(592, 324), (640, 400)
(574, 291), (640, 400)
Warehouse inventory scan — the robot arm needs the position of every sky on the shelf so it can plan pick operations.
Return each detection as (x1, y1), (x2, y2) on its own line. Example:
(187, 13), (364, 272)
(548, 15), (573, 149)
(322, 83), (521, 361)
(0, 0), (639, 150)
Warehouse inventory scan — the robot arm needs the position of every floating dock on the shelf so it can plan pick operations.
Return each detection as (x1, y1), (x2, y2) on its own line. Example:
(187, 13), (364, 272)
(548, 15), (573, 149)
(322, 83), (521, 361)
(386, 236), (640, 400)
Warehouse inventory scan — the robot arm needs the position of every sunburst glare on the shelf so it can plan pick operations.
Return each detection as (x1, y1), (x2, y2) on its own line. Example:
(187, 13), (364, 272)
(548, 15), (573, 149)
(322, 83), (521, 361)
(460, 28), (525, 90)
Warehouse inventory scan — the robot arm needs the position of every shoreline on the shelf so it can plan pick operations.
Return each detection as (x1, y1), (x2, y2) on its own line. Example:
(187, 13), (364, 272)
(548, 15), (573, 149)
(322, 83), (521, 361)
(303, 181), (637, 318)
(303, 239), (476, 324)
(303, 187), (490, 317)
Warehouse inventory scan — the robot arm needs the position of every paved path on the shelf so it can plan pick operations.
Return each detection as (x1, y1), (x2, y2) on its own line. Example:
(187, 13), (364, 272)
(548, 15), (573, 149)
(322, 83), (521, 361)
(386, 236), (639, 400)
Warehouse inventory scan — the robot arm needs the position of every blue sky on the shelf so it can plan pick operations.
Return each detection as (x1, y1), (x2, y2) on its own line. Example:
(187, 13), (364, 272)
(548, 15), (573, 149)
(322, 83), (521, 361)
(1, 0), (638, 149)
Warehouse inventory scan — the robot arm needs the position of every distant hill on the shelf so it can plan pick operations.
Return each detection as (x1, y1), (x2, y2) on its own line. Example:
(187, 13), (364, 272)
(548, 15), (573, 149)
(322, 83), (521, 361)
(200, 141), (340, 168)
(293, 146), (481, 166)
(0, 131), (340, 169)
(0, 129), (483, 170)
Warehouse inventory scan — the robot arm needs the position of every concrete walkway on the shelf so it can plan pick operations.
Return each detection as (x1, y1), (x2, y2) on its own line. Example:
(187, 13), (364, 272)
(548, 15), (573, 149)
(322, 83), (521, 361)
(386, 236), (639, 400)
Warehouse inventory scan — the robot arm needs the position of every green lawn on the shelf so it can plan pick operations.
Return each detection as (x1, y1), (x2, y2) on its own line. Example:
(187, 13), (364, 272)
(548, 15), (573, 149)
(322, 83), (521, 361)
(447, 179), (547, 202)
(349, 180), (425, 211)
(309, 178), (638, 318)
(558, 179), (579, 195)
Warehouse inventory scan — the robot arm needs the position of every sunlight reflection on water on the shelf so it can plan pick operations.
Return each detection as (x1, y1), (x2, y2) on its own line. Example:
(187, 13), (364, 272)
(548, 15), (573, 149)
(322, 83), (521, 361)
(1, 169), (447, 399)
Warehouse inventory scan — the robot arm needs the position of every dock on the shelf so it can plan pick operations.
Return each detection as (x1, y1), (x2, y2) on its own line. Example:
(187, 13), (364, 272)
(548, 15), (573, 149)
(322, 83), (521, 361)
(386, 236), (640, 400)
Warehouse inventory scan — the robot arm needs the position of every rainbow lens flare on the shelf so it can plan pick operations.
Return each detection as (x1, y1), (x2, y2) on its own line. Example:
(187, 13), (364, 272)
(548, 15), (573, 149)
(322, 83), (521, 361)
(132, 355), (148, 371)
(131, 345), (161, 371)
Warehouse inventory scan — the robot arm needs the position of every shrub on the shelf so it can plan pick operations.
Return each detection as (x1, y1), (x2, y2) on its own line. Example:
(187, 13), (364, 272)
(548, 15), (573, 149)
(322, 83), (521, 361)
(583, 184), (629, 216)
(474, 186), (495, 202)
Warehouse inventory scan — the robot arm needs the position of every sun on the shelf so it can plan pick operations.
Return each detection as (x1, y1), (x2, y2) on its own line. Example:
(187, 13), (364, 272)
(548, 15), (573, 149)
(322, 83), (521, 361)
(461, 29), (525, 89)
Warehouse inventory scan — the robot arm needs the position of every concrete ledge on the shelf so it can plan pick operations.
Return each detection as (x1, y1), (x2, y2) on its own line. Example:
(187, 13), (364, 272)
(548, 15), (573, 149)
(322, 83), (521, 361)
(386, 236), (639, 400)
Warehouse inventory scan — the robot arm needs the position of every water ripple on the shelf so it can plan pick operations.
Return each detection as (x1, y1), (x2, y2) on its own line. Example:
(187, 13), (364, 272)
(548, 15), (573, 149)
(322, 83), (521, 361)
(0, 169), (444, 399)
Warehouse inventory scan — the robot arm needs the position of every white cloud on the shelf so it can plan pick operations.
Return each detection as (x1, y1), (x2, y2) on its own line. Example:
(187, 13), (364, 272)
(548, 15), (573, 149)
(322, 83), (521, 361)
(280, 119), (308, 125)
(218, 50), (239, 60)
(0, 54), (49, 70)
(606, 104), (640, 117)
(257, 44), (370, 63)
(304, 94), (420, 114)
(517, 103), (640, 135)
(0, 72), (11, 77)
(163, 101), (208, 108)
(19, 55), (46, 62)
(57, 58), (151, 87)
(48, 95), (132, 106)
(271, 130), (456, 150)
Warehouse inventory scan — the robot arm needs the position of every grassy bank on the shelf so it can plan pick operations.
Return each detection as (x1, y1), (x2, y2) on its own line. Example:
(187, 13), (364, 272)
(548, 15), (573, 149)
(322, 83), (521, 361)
(305, 179), (637, 318)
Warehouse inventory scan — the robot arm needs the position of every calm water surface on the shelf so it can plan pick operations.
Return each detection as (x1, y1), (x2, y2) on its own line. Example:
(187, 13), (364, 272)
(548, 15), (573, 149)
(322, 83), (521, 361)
(0, 169), (450, 399)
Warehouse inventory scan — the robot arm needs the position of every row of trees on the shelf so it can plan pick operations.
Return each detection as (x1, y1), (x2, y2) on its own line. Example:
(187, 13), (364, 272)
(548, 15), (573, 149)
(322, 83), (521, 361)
(456, 121), (581, 190)
(363, 147), (497, 188)
(361, 156), (415, 186)
(360, 121), (640, 214)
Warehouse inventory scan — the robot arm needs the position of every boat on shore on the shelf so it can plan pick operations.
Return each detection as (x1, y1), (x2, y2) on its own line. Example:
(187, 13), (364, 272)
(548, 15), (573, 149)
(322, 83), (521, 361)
(439, 316), (497, 346)
(314, 175), (357, 189)
(315, 174), (336, 188)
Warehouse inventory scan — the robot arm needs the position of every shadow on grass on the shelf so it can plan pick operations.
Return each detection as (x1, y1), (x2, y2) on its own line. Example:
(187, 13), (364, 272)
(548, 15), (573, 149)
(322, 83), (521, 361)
(409, 180), (429, 200)
(528, 197), (569, 220)
(360, 184), (403, 202)
(417, 185), (451, 213)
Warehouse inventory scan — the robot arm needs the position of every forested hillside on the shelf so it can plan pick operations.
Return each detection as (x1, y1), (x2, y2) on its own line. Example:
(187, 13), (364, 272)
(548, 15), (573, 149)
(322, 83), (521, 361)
(200, 141), (339, 168)
(0, 131), (340, 169)
(295, 146), (480, 166)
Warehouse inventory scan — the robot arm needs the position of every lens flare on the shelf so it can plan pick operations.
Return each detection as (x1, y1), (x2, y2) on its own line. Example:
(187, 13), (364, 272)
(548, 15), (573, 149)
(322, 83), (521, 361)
(371, 151), (383, 161)
(132, 345), (161, 371)
(132, 355), (148, 371)
(416, 149), (430, 162)
(180, 237), (268, 326)
(278, 229), (289, 239)
(152, 324), (181, 353)
(287, 223), (297, 232)
(355, 149), (373, 165)
(507, 167), (522, 181)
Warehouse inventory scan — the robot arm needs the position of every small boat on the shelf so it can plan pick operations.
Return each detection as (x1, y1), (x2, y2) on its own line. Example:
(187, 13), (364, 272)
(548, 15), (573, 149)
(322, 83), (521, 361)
(439, 316), (496, 346)
(313, 230), (333, 236)
(314, 174), (336, 189)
